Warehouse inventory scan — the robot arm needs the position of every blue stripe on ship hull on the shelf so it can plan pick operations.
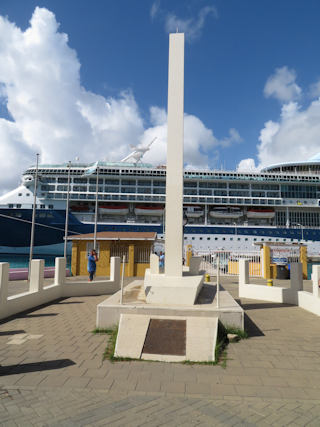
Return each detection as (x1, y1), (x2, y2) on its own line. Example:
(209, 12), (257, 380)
(1, 208), (320, 248)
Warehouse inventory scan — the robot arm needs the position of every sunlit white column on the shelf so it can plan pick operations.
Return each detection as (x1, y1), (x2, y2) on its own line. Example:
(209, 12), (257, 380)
(164, 33), (184, 277)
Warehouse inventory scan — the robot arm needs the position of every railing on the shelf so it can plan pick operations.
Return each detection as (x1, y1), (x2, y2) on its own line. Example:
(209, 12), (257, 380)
(110, 246), (128, 262)
(134, 246), (152, 263)
(196, 250), (262, 277)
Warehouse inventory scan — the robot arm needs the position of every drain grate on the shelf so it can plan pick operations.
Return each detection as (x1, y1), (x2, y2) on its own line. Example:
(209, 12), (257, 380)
(142, 319), (186, 356)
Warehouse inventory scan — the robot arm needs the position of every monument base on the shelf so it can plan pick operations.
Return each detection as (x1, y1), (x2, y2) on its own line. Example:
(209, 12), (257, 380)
(144, 269), (204, 305)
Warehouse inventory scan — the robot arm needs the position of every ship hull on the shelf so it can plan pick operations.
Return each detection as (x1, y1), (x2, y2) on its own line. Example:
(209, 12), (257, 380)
(1, 208), (320, 255)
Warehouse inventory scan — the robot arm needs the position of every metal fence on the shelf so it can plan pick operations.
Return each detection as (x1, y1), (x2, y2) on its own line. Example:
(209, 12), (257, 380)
(110, 245), (128, 262)
(134, 246), (152, 263)
(196, 250), (262, 277)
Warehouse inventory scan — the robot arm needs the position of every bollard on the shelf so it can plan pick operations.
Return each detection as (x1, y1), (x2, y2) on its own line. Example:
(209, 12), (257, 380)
(205, 274), (210, 283)
(267, 279), (273, 286)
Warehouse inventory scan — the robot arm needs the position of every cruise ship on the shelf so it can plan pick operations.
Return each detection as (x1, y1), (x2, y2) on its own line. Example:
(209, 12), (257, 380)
(1, 152), (320, 255)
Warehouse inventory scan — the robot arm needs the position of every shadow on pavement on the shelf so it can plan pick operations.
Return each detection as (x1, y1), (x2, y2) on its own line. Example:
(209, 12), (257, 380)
(55, 301), (84, 305)
(244, 313), (265, 338)
(0, 330), (26, 336)
(17, 313), (58, 318)
(241, 302), (293, 310)
(0, 359), (76, 376)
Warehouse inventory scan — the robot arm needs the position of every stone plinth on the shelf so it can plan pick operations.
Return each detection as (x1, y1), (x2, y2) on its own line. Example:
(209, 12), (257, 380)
(144, 269), (204, 305)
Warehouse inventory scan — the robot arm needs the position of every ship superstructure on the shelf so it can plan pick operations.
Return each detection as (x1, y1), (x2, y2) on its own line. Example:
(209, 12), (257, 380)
(1, 158), (320, 254)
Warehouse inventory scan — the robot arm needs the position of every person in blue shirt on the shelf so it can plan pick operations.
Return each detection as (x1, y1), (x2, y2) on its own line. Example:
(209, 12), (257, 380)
(159, 251), (165, 271)
(88, 249), (98, 281)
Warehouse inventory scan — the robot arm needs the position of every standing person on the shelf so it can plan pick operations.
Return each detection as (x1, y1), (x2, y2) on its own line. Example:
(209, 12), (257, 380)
(159, 251), (165, 271)
(88, 249), (98, 282)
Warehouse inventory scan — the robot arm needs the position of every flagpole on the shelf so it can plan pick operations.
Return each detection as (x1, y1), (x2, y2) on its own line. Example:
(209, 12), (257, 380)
(28, 153), (40, 280)
(93, 165), (99, 250)
(64, 161), (71, 258)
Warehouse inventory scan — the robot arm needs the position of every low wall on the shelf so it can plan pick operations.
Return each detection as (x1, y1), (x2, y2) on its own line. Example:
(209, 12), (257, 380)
(239, 259), (320, 316)
(0, 257), (120, 321)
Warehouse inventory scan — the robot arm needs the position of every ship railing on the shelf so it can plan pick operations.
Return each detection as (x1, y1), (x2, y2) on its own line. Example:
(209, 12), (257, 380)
(196, 250), (262, 277)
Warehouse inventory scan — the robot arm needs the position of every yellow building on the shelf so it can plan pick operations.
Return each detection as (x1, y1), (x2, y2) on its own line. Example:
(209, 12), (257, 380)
(68, 231), (156, 277)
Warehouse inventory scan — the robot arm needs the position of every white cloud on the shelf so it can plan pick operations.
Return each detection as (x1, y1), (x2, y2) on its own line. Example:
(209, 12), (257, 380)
(309, 79), (320, 98)
(0, 7), (237, 193)
(163, 5), (217, 42)
(237, 158), (259, 172)
(238, 97), (320, 171)
(150, 0), (160, 20)
(142, 107), (241, 169)
(264, 66), (301, 103)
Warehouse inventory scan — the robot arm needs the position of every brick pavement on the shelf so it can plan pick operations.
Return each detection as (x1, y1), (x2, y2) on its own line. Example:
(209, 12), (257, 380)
(0, 276), (320, 425)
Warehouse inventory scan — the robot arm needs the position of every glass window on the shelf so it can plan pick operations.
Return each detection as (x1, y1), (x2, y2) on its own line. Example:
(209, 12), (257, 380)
(73, 178), (88, 184)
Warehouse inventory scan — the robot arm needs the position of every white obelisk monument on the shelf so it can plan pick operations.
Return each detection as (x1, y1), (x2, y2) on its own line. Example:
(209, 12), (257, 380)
(165, 32), (184, 277)
(144, 33), (204, 305)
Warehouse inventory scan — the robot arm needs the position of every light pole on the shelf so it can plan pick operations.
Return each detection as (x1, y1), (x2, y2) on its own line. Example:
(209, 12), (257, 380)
(63, 161), (71, 258)
(28, 153), (40, 279)
(93, 165), (99, 250)
(297, 223), (304, 241)
(233, 222), (237, 236)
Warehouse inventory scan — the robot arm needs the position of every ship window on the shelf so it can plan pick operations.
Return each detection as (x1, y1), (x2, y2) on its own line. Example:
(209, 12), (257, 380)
(122, 187), (136, 193)
(245, 238), (248, 241)
(74, 186), (87, 192)
(192, 237), (195, 240)
(40, 204), (45, 209)
(16, 204), (21, 208)
(26, 193), (30, 196)
(18, 193), (22, 196)
(261, 238), (264, 241)
(89, 178), (103, 184)
(253, 238), (257, 241)
(74, 178), (88, 184)
(199, 237), (202, 240)
(153, 180), (165, 187)
(215, 238), (218, 240)
(222, 238), (225, 241)
(237, 238), (241, 241)
(269, 238), (272, 241)
(207, 237), (210, 240)
(58, 178), (68, 183)
(184, 237), (187, 240)
(49, 204), (54, 209)
(122, 180), (136, 186)
(230, 238), (233, 241)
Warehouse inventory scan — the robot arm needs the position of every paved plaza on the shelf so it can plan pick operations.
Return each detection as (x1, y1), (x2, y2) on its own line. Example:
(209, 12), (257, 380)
(1, 277), (320, 426)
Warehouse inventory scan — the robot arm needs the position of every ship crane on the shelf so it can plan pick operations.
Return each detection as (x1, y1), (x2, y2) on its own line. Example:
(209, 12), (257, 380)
(120, 137), (157, 164)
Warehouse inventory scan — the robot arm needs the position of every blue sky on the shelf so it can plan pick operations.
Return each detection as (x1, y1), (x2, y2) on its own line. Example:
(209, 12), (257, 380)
(1, 0), (320, 191)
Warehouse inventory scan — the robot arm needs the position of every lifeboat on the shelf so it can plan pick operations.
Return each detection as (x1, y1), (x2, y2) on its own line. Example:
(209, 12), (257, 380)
(184, 206), (204, 218)
(247, 208), (275, 219)
(210, 207), (243, 219)
(134, 205), (164, 216)
(99, 204), (129, 215)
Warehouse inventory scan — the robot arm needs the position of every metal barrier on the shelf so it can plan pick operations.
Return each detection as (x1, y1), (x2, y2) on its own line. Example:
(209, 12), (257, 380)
(197, 250), (262, 277)
(134, 246), (152, 263)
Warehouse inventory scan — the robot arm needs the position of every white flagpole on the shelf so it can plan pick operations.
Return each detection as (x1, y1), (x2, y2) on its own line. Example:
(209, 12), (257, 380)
(93, 166), (99, 250)
(64, 161), (71, 258)
(28, 153), (40, 280)
(216, 253), (220, 308)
